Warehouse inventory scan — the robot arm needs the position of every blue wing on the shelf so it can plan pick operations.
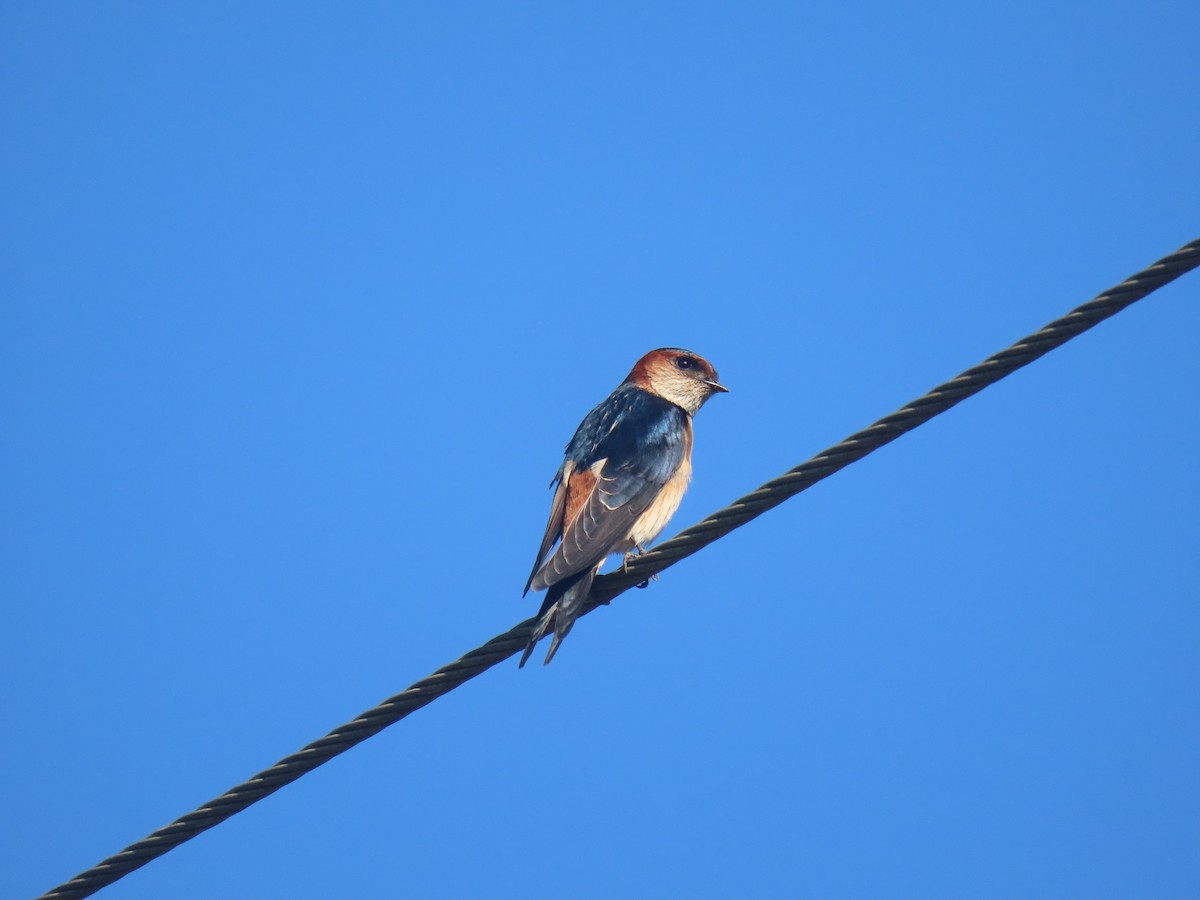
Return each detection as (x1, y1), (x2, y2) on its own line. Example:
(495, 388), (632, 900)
(529, 385), (688, 592)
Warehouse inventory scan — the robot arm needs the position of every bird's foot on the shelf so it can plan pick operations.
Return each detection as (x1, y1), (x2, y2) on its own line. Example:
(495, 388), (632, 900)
(620, 544), (647, 576)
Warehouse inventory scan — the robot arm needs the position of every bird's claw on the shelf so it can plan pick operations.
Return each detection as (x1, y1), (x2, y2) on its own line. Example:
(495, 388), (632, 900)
(621, 544), (648, 576)
(626, 545), (656, 590)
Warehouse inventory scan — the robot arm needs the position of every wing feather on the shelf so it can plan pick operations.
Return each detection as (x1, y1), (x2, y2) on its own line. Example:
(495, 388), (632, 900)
(530, 471), (658, 590)
(523, 460), (571, 595)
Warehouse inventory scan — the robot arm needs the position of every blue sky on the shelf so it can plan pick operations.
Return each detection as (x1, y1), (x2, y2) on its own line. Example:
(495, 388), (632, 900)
(4, 3), (1198, 898)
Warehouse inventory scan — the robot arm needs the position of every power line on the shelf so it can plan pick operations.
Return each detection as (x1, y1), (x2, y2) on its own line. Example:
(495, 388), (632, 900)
(39, 237), (1200, 899)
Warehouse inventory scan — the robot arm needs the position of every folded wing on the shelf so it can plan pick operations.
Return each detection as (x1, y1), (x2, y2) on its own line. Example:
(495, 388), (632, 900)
(529, 390), (688, 593)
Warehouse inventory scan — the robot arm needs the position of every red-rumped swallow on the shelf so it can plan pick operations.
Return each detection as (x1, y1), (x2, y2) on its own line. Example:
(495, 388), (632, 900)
(520, 348), (727, 666)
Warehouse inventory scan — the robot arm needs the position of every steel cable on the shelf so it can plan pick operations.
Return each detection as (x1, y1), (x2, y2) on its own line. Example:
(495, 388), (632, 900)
(39, 237), (1200, 899)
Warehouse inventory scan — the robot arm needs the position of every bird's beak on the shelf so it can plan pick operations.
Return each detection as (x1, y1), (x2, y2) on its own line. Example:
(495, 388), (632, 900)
(705, 380), (729, 393)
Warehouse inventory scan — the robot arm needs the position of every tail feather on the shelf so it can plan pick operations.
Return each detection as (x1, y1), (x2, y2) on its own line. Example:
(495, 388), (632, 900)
(518, 604), (555, 668)
(518, 568), (597, 667)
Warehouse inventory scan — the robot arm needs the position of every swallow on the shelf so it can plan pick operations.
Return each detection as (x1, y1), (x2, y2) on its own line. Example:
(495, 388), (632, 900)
(520, 348), (727, 667)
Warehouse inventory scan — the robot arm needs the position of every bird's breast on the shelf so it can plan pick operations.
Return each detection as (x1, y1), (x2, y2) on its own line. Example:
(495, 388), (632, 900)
(628, 454), (692, 548)
(627, 417), (693, 548)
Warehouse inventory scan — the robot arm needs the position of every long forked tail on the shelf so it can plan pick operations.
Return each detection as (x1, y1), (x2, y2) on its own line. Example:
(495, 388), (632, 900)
(518, 568), (597, 667)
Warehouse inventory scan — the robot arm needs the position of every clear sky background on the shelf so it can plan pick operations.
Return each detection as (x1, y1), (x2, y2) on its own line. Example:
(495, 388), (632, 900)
(4, 4), (1199, 898)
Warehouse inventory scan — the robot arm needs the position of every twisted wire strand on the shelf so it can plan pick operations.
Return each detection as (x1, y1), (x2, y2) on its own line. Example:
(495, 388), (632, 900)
(39, 237), (1200, 899)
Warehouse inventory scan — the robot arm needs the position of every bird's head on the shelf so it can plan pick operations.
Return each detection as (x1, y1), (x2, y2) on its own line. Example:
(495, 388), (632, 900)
(626, 348), (728, 415)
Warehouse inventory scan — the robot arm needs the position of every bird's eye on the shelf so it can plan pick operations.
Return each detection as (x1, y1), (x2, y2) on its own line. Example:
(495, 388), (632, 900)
(674, 357), (694, 370)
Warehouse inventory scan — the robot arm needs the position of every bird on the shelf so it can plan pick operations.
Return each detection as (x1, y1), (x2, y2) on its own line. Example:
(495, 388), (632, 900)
(520, 348), (727, 667)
